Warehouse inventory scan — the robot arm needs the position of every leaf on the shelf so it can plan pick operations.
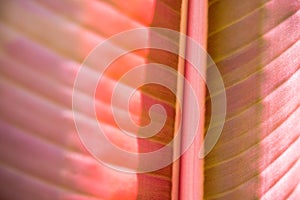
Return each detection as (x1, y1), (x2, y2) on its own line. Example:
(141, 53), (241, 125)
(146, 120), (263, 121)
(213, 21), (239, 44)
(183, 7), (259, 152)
(1, 0), (300, 199)
(0, 0), (149, 199)
(0, 0), (185, 199)
(204, 0), (300, 199)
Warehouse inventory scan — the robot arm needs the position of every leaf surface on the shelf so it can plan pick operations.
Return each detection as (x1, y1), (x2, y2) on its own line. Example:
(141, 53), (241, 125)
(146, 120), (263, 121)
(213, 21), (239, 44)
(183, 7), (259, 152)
(204, 0), (300, 199)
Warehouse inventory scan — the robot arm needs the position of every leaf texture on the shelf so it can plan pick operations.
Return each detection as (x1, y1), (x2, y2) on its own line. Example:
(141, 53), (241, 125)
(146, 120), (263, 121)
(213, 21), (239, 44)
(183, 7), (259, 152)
(0, 0), (185, 199)
(204, 0), (300, 199)
(1, 0), (300, 199)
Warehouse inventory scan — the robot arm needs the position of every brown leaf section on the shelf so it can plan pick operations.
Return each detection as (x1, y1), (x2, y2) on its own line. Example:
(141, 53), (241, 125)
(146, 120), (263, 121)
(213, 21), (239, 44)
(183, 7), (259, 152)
(205, 0), (300, 199)
(138, 1), (185, 199)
